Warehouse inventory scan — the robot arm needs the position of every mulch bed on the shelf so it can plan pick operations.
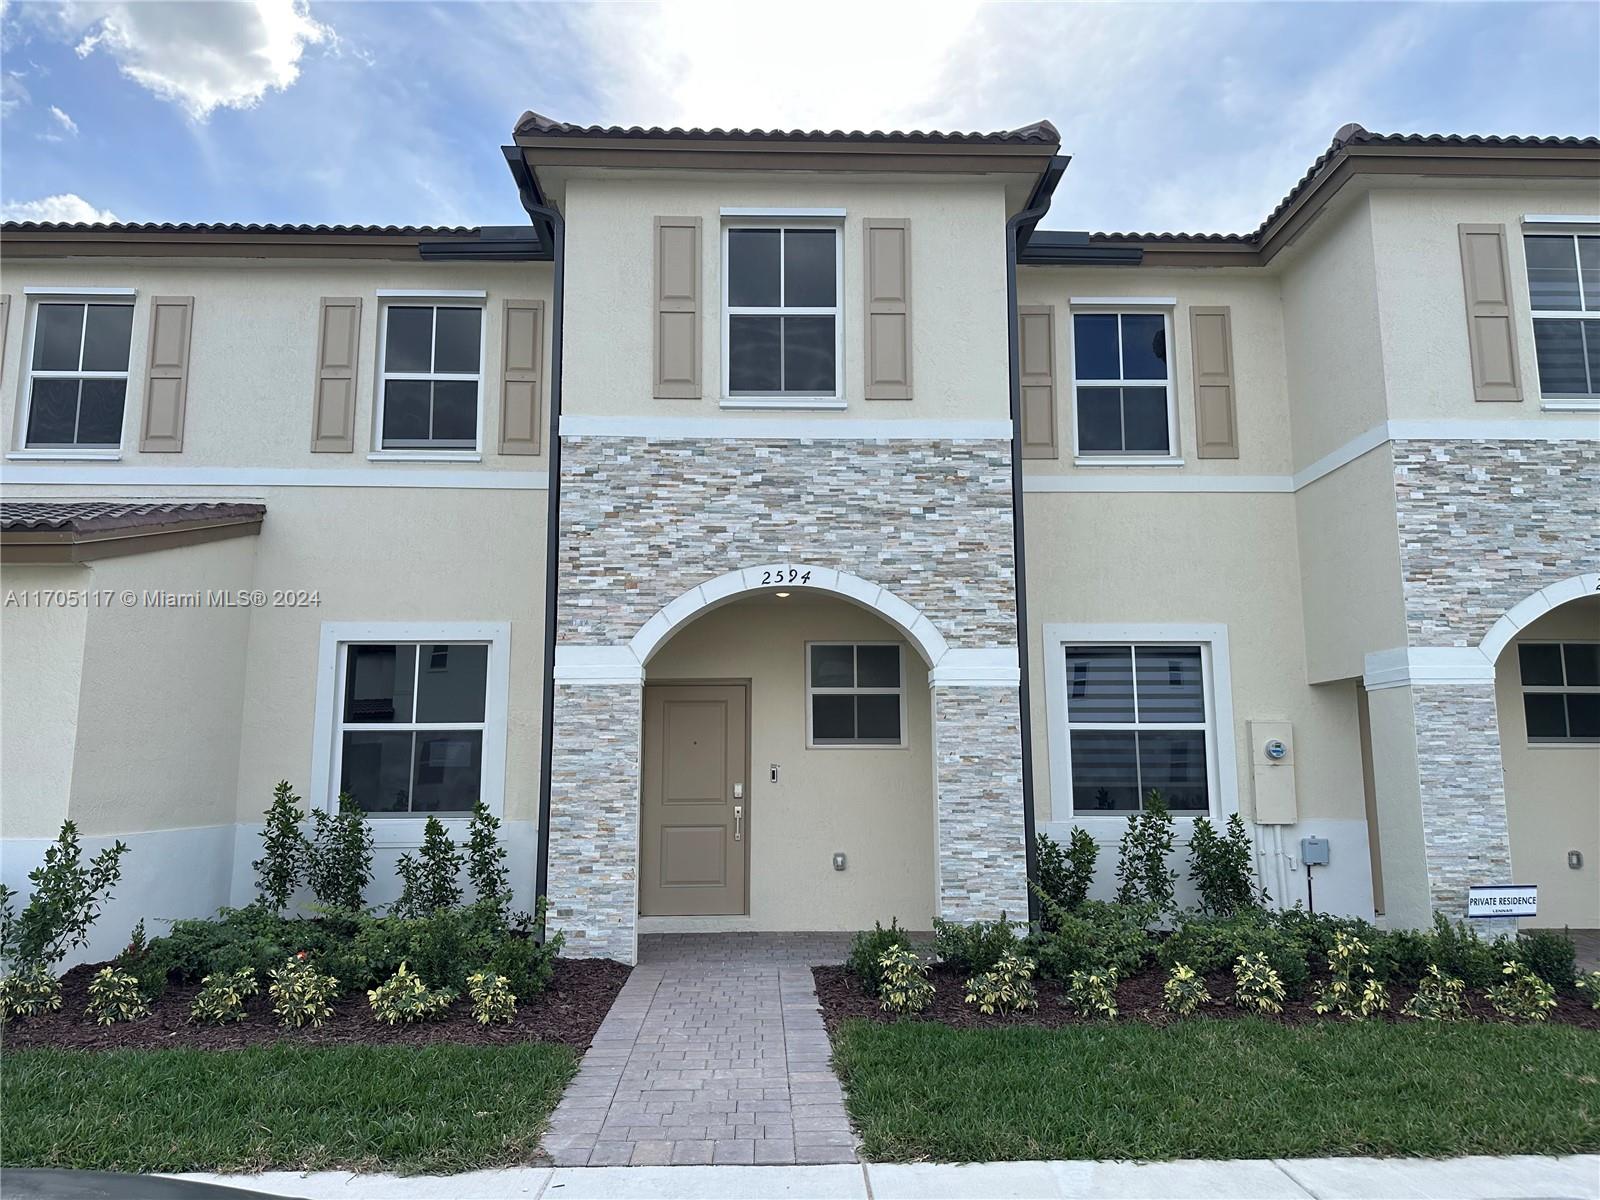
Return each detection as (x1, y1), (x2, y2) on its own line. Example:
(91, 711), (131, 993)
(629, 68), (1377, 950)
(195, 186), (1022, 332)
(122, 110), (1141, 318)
(813, 963), (1600, 1033)
(2, 958), (630, 1053)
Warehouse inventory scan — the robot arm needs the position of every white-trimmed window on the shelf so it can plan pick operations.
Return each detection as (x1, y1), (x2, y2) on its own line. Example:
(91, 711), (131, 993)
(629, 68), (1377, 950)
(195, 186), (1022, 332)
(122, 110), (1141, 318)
(22, 299), (134, 449)
(723, 224), (841, 401)
(1070, 311), (1173, 456)
(1524, 233), (1599, 402)
(1519, 641), (1599, 744)
(807, 642), (903, 747)
(377, 303), (483, 451)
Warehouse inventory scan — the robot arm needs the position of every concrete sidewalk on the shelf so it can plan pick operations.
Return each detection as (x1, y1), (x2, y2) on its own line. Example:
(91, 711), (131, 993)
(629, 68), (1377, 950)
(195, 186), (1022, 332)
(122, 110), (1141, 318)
(173, 1154), (1600, 1199)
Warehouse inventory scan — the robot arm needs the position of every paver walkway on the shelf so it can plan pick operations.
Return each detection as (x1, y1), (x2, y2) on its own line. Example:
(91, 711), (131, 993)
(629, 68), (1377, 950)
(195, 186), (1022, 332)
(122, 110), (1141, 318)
(541, 932), (858, 1168)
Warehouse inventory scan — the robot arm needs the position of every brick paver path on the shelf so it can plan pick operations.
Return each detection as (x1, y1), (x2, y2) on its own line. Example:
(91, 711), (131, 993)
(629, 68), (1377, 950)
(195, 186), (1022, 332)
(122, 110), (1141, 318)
(541, 933), (858, 1167)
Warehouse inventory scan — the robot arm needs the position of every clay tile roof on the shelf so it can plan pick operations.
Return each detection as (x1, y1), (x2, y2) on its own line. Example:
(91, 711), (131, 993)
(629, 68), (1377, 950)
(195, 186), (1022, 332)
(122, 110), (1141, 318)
(514, 110), (1060, 146)
(0, 500), (265, 534)
(0, 221), (481, 236)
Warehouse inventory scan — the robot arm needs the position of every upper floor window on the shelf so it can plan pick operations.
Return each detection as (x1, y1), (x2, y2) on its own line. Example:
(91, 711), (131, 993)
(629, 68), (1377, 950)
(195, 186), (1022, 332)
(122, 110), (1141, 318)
(723, 226), (840, 400)
(807, 642), (903, 747)
(1071, 312), (1172, 457)
(23, 300), (134, 449)
(1524, 233), (1599, 399)
(1519, 641), (1599, 744)
(377, 303), (482, 451)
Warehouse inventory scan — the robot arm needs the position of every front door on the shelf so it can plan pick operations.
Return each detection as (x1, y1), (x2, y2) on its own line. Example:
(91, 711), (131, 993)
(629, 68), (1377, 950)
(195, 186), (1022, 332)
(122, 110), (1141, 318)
(640, 683), (749, 916)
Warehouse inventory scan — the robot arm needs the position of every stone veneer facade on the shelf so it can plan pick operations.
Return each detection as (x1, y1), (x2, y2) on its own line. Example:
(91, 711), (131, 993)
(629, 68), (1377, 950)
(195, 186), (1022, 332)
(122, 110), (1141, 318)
(1391, 439), (1598, 915)
(546, 436), (1030, 962)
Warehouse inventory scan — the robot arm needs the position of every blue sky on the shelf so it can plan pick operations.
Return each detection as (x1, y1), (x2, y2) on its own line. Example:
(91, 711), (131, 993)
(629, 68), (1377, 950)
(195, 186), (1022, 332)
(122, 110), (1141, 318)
(2, 1), (1596, 235)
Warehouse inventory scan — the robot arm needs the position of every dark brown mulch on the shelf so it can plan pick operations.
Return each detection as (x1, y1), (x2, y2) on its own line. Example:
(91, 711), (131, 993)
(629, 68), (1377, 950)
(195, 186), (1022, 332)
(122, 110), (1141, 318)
(2, 958), (630, 1053)
(812, 963), (1600, 1033)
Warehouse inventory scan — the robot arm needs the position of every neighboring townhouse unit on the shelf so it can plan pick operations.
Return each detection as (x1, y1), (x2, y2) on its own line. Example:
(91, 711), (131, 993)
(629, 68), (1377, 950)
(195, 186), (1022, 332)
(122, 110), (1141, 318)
(1, 118), (1595, 965)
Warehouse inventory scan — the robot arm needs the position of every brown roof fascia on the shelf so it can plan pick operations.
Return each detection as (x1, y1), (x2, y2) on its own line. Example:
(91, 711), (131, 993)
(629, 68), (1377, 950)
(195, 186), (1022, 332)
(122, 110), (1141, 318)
(0, 512), (265, 564)
(0, 228), (484, 261)
(512, 134), (1058, 176)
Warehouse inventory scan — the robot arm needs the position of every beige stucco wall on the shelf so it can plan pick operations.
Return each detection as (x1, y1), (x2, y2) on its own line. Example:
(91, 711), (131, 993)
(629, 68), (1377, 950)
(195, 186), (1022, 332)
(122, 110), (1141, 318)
(1496, 597), (1600, 929)
(645, 593), (936, 930)
(562, 174), (1011, 423)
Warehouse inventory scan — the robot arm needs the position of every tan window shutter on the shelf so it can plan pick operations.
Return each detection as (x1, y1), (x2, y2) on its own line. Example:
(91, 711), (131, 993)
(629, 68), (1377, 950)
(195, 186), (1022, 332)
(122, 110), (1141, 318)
(653, 216), (701, 399)
(1458, 223), (1523, 403)
(0, 294), (10, 393)
(1190, 306), (1239, 459)
(1017, 305), (1057, 459)
(311, 297), (361, 452)
(864, 218), (913, 400)
(138, 297), (195, 453)
(499, 299), (545, 455)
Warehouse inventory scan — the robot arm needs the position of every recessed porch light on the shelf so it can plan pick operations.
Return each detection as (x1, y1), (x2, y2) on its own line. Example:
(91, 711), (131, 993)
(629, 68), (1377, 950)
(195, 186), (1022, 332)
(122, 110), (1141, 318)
(775, 591), (791, 598)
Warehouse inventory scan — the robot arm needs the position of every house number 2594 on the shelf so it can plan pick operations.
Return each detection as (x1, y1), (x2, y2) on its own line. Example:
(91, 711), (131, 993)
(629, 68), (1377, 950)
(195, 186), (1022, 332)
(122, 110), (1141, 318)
(760, 567), (812, 585)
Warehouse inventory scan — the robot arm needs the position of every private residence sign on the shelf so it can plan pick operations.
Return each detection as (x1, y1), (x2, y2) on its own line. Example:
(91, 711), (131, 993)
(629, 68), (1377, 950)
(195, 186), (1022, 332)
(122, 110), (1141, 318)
(1466, 884), (1537, 919)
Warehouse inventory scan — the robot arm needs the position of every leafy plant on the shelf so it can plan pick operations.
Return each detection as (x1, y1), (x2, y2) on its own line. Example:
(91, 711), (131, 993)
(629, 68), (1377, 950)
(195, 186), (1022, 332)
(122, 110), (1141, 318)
(393, 817), (463, 919)
(368, 962), (455, 1025)
(1030, 897), (1154, 981)
(466, 970), (517, 1025)
(466, 802), (510, 916)
(1065, 966), (1119, 1019)
(1232, 952), (1286, 1015)
(1313, 932), (1388, 1020)
(253, 781), (309, 913)
(847, 919), (913, 996)
(86, 966), (148, 1025)
(190, 968), (261, 1025)
(1514, 929), (1577, 987)
(1486, 960), (1557, 1022)
(1113, 792), (1177, 911)
(0, 964), (63, 1020)
(1187, 813), (1263, 916)
(306, 795), (373, 912)
(268, 955), (339, 1028)
(1575, 970), (1600, 1011)
(1156, 912), (1310, 997)
(963, 950), (1038, 1015)
(486, 924), (560, 999)
(1401, 965), (1467, 1021)
(1035, 829), (1098, 918)
(1423, 913), (1507, 989)
(934, 915), (1022, 976)
(876, 944), (934, 1015)
(1162, 963), (1210, 1016)
(0, 821), (128, 970)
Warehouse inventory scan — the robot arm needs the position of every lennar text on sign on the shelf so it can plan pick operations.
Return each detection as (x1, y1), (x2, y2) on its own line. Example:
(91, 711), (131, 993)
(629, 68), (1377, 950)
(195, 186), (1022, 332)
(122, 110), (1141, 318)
(1466, 885), (1538, 918)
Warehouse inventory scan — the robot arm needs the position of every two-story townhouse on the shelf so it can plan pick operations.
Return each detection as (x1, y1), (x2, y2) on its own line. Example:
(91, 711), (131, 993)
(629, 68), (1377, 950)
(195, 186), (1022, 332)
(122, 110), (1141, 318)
(2, 118), (1595, 965)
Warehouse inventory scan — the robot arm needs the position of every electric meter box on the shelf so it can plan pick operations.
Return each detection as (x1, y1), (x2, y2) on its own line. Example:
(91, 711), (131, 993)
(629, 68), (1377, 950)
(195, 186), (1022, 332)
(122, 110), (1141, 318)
(1249, 720), (1298, 824)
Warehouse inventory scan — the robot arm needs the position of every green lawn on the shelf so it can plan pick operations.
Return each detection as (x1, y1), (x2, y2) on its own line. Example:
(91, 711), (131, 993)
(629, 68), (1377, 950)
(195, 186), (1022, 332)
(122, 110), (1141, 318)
(1, 1043), (578, 1175)
(831, 1017), (1600, 1162)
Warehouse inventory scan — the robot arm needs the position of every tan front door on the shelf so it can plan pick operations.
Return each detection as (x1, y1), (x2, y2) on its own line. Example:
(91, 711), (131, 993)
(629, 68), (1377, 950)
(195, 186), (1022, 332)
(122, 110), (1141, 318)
(640, 683), (749, 916)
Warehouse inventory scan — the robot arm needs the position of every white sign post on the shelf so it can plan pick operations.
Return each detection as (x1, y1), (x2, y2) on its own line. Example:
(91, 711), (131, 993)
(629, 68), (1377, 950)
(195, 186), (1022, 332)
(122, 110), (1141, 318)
(1466, 884), (1537, 920)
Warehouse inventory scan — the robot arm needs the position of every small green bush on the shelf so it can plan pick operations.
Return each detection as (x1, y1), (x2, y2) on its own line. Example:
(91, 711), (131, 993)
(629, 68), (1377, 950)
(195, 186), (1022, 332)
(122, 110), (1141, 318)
(190, 968), (260, 1025)
(934, 916), (1021, 976)
(393, 817), (463, 919)
(306, 795), (373, 913)
(0, 820), (128, 971)
(368, 962), (455, 1025)
(877, 944), (935, 1015)
(1424, 913), (1508, 989)
(1232, 952), (1285, 1015)
(466, 802), (511, 916)
(1162, 963), (1209, 1016)
(1487, 960), (1557, 1022)
(466, 970), (517, 1025)
(1187, 813), (1263, 916)
(1113, 793), (1177, 911)
(1514, 929), (1577, 987)
(0, 963), (63, 1020)
(1065, 966), (1119, 1019)
(253, 781), (308, 914)
(86, 966), (148, 1025)
(1157, 912), (1309, 997)
(268, 956), (339, 1028)
(1035, 829), (1097, 917)
(963, 950), (1038, 1015)
(1380, 928), (1433, 986)
(1574, 970), (1600, 1011)
(1313, 932), (1389, 1020)
(1401, 965), (1467, 1021)
(846, 919), (913, 996)
(1030, 899), (1154, 981)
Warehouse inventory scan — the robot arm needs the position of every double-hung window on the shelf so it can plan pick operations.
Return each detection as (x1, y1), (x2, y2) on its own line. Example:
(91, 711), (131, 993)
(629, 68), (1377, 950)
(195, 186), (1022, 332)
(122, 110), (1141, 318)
(1524, 233), (1599, 402)
(377, 303), (483, 451)
(1519, 641), (1599, 744)
(1071, 311), (1173, 456)
(808, 643), (903, 747)
(724, 225), (840, 401)
(23, 300), (134, 449)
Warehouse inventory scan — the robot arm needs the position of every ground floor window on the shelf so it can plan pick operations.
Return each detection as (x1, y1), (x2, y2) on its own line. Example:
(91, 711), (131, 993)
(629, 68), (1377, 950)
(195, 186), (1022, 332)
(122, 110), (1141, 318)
(807, 642), (904, 747)
(1519, 640), (1600, 743)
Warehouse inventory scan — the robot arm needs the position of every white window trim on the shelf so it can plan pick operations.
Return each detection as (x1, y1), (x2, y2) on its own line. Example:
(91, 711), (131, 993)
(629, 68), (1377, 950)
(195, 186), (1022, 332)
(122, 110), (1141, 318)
(804, 640), (908, 750)
(309, 621), (511, 847)
(1042, 622), (1239, 831)
(1068, 306), (1180, 461)
(373, 300), (487, 457)
(375, 289), (488, 299)
(1524, 231), (1600, 403)
(1517, 638), (1600, 747)
(16, 294), (137, 454)
(720, 218), (844, 409)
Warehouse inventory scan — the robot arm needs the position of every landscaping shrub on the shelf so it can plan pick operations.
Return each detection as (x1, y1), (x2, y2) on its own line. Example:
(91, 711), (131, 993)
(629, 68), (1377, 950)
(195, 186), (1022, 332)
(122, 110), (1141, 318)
(133, 904), (340, 999)
(86, 966), (148, 1025)
(0, 964), (63, 1020)
(877, 945), (934, 1015)
(268, 956), (338, 1028)
(1113, 792), (1177, 911)
(306, 795), (373, 913)
(393, 817), (464, 919)
(368, 962), (455, 1025)
(1423, 912), (1507, 989)
(1514, 929), (1577, 988)
(1156, 912), (1309, 997)
(1035, 829), (1097, 917)
(466, 802), (511, 916)
(934, 915), (1022, 976)
(486, 924), (560, 1000)
(1487, 960), (1557, 1022)
(1064, 967), (1118, 1019)
(1268, 906), (1382, 974)
(466, 970), (517, 1025)
(190, 969), (260, 1025)
(1162, 963), (1209, 1015)
(963, 950), (1038, 1015)
(1575, 971), (1600, 1011)
(1401, 965), (1466, 1021)
(253, 781), (308, 914)
(1030, 899), (1154, 981)
(847, 919), (913, 996)
(1380, 927), (1434, 986)
(0, 820), (128, 971)
(1187, 813), (1263, 916)
(1232, 952), (1286, 1015)
(1313, 932), (1389, 1020)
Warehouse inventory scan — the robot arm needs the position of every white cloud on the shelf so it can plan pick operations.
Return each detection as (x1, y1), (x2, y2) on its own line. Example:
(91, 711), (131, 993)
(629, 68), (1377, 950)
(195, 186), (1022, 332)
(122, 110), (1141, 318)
(62, 0), (330, 120)
(2, 193), (119, 224)
(48, 103), (77, 135)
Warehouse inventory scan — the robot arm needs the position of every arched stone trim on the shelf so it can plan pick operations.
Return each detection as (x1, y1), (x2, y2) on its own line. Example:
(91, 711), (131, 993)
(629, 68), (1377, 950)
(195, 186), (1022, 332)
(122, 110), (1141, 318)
(1479, 572), (1599, 665)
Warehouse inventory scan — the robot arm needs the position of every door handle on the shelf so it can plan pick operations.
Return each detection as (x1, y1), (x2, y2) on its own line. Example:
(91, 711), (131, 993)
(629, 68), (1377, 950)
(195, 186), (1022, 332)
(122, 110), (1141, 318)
(733, 805), (744, 842)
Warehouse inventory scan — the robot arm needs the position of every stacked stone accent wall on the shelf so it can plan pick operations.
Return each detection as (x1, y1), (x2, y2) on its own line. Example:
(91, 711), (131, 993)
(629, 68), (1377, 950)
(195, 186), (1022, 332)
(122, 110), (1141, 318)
(1411, 683), (1513, 912)
(933, 687), (1029, 919)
